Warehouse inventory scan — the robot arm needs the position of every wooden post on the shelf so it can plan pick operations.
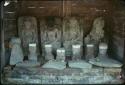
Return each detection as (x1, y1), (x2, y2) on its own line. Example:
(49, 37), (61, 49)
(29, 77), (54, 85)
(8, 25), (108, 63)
(0, 1), (5, 73)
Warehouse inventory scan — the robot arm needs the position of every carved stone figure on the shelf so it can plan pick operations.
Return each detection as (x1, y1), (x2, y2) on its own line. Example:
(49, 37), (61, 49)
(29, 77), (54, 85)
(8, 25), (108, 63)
(9, 37), (24, 65)
(28, 43), (37, 61)
(44, 44), (54, 61)
(63, 17), (83, 56)
(85, 17), (105, 44)
(40, 17), (61, 57)
(56, 48), (65, 61)
(18, 17), (38, 56)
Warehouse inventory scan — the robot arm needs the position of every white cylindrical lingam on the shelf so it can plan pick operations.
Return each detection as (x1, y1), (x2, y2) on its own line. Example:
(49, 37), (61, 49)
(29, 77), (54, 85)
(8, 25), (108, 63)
(28, 43), (37, 61)
(72, 44), (81, 60)
(44, 44), (54, 61)
(56, 48), (65, 61)
(85, 44), (94, 61)
(98, 43), (108, 56)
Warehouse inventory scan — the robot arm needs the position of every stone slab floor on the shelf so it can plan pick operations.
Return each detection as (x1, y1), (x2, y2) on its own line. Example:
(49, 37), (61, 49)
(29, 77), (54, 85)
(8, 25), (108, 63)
(1, 66), (124, 84)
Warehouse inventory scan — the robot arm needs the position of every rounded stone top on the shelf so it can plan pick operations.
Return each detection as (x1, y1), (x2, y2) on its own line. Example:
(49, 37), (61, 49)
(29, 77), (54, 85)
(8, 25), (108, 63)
(99, 43), (108, 49)
(86, 44), (94, 47)
(45, 44), (52, 47)
(29, 43), (36, 47)
(10, 37), (21, 45)
(72, 44), (81, 48)
(57, 48), (65, 53)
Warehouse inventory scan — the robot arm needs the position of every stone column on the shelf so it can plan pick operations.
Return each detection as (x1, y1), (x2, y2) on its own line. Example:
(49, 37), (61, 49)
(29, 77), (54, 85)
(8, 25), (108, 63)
(28, 43), (37, 61)
(56, 48), (65, 61)
(85, 44), (94, 61)
(44, 44), (54, 61)
(72, 44), (81, 60)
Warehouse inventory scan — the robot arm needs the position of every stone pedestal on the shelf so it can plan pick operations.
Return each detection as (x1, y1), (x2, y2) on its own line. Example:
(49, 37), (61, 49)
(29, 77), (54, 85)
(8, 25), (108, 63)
(85, 44), (95, 61)
(56, 48), (65, 61)
(44, 44), (54, 61)
(42, 60), (66, 70)
(89, 57), (122, 67)
(72, 44), (81, 60)
(68, 60), (92, 69)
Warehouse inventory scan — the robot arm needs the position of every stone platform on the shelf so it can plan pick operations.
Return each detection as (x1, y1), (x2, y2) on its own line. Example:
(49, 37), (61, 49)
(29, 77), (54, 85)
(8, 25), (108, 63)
(2, 66), (123, 84)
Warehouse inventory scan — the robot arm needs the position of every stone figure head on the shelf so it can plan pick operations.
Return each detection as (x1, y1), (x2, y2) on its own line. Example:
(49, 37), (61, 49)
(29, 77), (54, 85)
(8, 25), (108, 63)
(24, 20), (32, 30)
(69, 17), (79, 28)
(93, 17), (105, 30)
(55, 18), (62, 25)
(10, 37), (21, 47)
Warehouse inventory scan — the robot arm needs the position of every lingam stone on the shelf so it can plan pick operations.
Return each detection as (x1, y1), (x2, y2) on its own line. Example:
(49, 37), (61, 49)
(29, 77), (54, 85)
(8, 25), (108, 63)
(44, 44), (54, 61)
(85, 17), (104, 44)
(28, 43), (37, 61)
(9, 37), (24, 65)
(63, 17), (83, 56)
(98, 43), (108, 57)
(72, 44), (81, 60)
(56, 48), (65, 61)
(18, 17), (38, 56)
(85, 44), (95, 61)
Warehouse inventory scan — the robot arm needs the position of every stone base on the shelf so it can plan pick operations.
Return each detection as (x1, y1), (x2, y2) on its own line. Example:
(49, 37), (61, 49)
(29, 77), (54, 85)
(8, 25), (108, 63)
(2, 66), (123, 84)
(16, 60), (41, 67)
(42, 60), (66, 70)
(89, 57), (122, 67)
(68, 60), (92, 68)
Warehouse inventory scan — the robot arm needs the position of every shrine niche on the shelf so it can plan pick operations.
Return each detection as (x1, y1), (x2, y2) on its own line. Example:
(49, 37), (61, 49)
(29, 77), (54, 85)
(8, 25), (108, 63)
(63, 17), (83, 57)
(85, 17), (105, 44)
(40, 17), (62, 57)
(18, 17), (38, 56)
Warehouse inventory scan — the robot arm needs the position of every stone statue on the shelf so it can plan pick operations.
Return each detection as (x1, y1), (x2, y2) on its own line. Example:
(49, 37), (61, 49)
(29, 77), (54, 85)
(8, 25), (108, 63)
(40, 17), (61, 56)
(18, 17), (38, 56)
(28, 43), (37, 61)
(9, 37), (24, 65)
(85, 17), (104, 44)
(63, 17), (83, 56)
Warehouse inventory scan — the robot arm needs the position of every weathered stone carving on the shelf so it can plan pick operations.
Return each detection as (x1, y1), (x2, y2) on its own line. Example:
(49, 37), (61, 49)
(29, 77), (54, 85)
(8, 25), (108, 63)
(63, 17), (83, 56)
(28, 43), (37, 61)
(85, 17), (104, 44)
(9, 37), (24, 65)
(18, 17), (38, 56)
(56, 48), (65, 61)
(40, 17), (61, 56)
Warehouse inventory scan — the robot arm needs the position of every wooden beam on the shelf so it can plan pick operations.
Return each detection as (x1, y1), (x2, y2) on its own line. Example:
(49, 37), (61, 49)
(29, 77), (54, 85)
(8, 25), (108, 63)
(0, 1), (5, 73)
